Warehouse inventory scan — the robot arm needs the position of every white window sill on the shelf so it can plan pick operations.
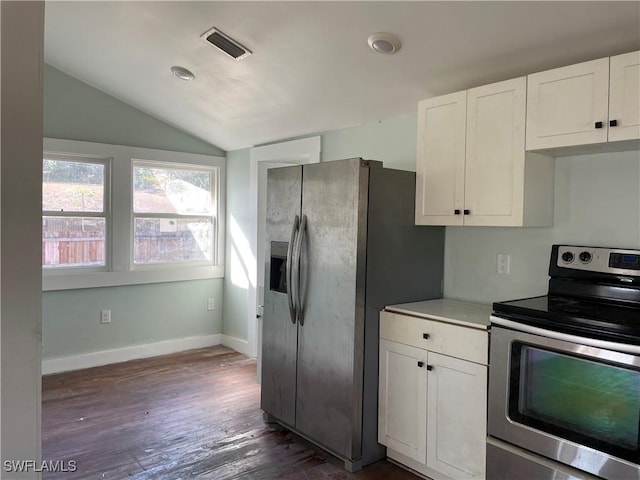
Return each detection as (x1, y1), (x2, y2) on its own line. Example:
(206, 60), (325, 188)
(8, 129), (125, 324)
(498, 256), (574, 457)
(43, 265), (224, 291)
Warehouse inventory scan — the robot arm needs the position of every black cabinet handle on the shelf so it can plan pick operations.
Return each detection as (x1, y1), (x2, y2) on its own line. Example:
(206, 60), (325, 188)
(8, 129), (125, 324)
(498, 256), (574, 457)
(422, 333), (430, 340)
(610, 120), (618, 127)
(417, 361), (424, 368)
(426, 365), (434, 371)
(595, 121), (603, 129)
(454, 209), (461, 215)
(463, 209), (471, 215)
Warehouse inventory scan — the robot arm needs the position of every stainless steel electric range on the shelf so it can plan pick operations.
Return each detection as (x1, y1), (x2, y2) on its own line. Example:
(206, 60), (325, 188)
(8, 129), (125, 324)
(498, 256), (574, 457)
(487, 244), (640, 480)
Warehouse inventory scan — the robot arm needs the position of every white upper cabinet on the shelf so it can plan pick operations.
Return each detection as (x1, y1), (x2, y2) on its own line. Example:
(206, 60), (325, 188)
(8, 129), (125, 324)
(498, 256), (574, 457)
(526, 51), (640, 150)
(415, 51), (639, 228)
(609, 50), (640, 142)
(416, 77), (554, 227)
(526, 58), (609, 150)
(415, 91), (466, 226)
(465, 78), (527, 226)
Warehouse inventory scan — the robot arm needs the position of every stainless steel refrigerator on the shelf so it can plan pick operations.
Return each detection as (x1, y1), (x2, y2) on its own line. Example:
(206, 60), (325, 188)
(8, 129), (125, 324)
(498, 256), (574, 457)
(261, 158), (444, 471)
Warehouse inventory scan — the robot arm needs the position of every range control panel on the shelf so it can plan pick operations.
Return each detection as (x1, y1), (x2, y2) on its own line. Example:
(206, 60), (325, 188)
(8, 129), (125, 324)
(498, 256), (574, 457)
(557, 245), (640, 276)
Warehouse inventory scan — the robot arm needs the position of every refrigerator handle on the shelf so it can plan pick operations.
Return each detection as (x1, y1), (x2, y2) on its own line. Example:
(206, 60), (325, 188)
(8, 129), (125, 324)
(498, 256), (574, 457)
(294, 215), (307, 325)
(286, 215), (300, 324)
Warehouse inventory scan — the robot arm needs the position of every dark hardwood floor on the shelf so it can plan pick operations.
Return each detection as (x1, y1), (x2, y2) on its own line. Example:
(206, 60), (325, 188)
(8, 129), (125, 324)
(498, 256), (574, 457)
(42, 346), (419, 480)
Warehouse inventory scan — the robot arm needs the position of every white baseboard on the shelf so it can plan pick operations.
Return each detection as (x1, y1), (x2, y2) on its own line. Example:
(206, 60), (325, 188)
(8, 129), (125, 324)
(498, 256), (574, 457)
(222, 334), (251, 356)
(42, 334), (223, 375)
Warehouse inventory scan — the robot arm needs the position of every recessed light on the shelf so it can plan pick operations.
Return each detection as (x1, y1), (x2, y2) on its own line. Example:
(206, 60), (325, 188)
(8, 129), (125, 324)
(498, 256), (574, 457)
(171, 66), (195, 81)
(367, 32), (401, 55)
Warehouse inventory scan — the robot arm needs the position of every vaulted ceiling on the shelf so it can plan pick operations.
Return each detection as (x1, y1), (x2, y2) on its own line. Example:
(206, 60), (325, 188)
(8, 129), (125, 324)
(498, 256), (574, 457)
(44, 1), (640, 152)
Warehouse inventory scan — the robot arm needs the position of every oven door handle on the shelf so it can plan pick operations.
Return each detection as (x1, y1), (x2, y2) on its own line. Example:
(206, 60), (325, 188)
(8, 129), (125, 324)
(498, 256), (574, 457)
(490, 315), (640, 355)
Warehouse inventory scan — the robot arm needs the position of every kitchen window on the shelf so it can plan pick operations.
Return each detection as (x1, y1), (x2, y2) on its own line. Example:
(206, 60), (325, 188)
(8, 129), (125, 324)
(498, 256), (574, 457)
(42, 155), (110, 271)
(132, 162), (218, 266)
(42, 138), (226, 291)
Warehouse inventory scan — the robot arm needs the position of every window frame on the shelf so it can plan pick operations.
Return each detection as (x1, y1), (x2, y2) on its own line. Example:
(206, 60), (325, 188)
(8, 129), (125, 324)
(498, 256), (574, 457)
(42, 153), (112, 273)
(131, 159), (219, 269)
(42, 138), (226, 291)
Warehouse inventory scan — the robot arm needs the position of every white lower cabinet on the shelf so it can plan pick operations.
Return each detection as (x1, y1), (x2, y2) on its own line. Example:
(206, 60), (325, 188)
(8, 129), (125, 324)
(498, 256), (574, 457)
(378, 310), (488, 480)
(426, 352), (487, 479)
(378, 339), (428, 464)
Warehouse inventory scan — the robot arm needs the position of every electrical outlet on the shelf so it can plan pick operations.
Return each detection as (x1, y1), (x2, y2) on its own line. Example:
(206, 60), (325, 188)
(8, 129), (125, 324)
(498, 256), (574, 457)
(497, 254), (511, 274)
(207, 298), (215, 311)
(100, 309), (111, 324)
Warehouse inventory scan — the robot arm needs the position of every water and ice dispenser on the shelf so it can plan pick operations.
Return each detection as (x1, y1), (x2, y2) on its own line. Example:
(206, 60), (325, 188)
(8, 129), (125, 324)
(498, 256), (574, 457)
(269, 241), (288, 294)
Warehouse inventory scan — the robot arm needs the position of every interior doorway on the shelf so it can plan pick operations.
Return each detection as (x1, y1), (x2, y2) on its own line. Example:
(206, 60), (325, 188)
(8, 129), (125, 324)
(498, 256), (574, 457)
(248, 137), (321, 381)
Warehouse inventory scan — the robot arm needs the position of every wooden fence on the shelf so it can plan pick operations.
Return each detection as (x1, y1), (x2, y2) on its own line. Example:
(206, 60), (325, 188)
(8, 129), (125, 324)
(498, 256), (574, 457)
(43, 233), (105, 267)
(43, 234), (206, 266)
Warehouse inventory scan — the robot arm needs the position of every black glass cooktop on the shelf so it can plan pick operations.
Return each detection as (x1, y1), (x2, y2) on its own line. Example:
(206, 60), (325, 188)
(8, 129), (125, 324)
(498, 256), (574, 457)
(493, 295), (640, 344)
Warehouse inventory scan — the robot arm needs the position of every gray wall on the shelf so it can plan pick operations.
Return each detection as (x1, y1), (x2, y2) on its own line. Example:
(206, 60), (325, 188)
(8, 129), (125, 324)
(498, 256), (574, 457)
(1, 1), (44, 472)
(43, 64), (226, 361)
(223, 113), (640, 341)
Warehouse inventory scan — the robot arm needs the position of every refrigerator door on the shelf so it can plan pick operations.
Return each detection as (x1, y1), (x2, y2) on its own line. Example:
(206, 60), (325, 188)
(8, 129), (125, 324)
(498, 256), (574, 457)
(295, 158), (370, 460)
(261, 165), (302, 426)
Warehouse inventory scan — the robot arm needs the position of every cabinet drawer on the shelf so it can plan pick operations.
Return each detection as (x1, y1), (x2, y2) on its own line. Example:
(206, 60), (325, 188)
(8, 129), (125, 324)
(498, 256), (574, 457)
(380, 311), (488, 364)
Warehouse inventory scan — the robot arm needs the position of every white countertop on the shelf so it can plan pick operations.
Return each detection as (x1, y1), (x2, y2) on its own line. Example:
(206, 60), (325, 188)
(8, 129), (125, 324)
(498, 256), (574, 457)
(385, 298), (492, 330)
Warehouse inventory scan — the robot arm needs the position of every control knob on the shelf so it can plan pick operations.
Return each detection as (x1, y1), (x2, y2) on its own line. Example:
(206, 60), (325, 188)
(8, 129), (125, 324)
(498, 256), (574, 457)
(561, 252), (574, 263)
(579, 251), (592, 263)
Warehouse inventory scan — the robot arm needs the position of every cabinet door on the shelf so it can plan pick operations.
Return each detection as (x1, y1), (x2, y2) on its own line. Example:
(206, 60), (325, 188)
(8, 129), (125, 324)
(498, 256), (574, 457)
(426, 352), (487, 480)
(464, 77), (526, 226)
(526, 58), (609, 150)
(415, 91), (466, 226)
(609, 50), (640, 142)
(378, 339), (427, 464)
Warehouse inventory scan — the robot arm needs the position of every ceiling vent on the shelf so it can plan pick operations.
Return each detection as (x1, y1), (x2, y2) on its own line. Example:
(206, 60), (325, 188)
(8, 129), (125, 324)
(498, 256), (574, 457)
(201, 27), (252, 61)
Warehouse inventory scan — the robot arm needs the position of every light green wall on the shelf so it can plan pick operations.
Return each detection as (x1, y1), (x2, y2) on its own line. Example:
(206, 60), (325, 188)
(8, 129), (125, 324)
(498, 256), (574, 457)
(42, 280), (222, 360)
(224, 113), (640, 340)
(221, 114), (421, 340)
(445, 151), (640, 304)
(43, 63), (226, 360)
(321, 113), (417, 169)
(44, 64), (225, 157)
(222, 148), (252, 340)
(220, 114), (420, 340)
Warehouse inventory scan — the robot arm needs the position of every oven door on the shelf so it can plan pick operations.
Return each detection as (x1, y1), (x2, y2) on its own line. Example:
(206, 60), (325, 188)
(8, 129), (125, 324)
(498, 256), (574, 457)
(488, 318), (640, 480)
